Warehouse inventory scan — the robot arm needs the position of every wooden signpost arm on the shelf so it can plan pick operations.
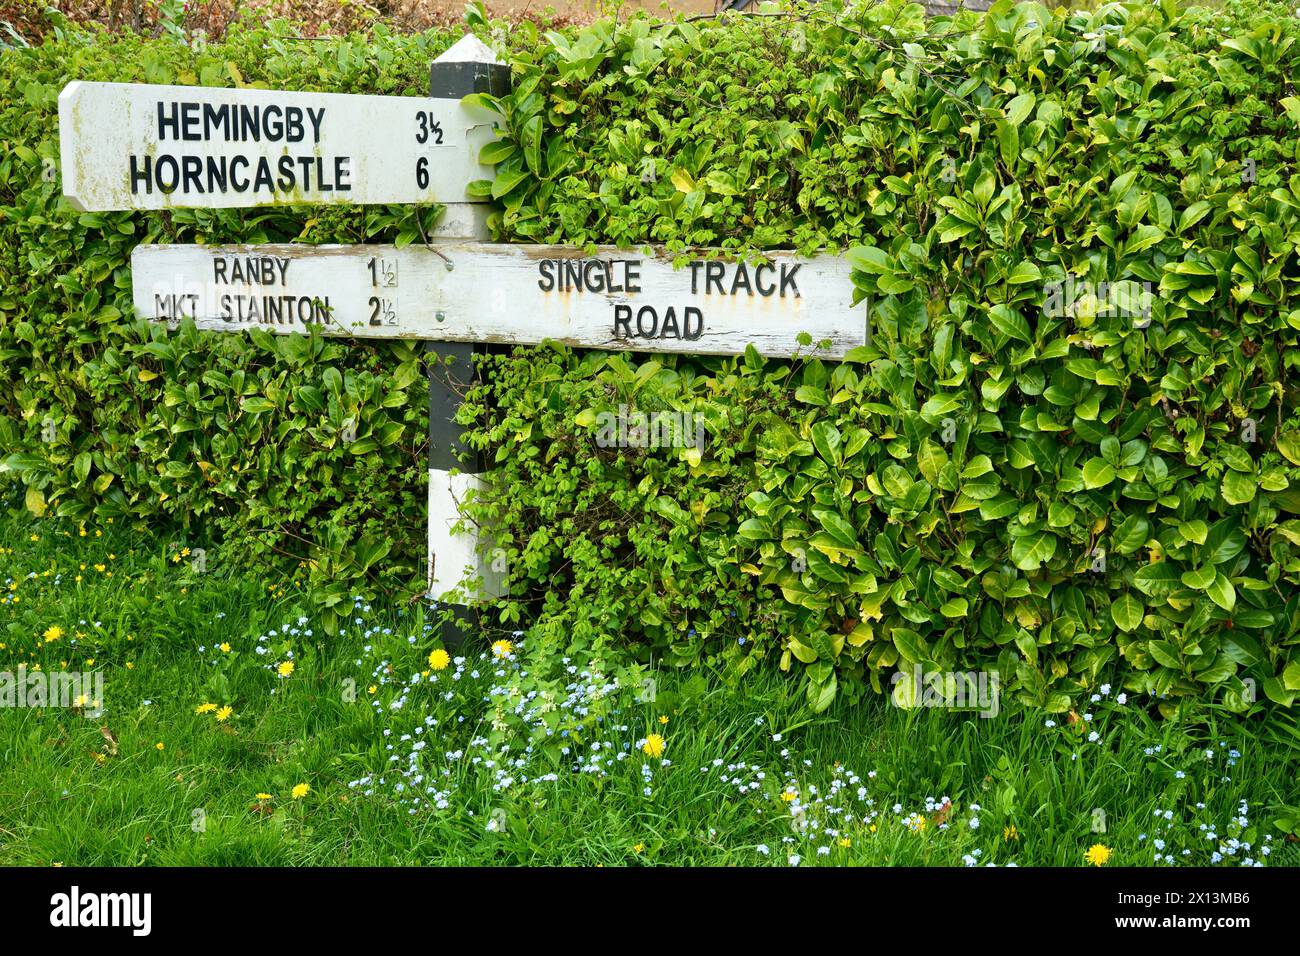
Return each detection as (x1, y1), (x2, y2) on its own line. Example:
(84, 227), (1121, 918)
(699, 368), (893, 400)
(425, 36), (512, 642)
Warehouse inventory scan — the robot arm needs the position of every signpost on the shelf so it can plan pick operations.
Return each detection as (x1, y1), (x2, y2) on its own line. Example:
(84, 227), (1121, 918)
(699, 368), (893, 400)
(58, 80), (497, 211)
(130, 243), (869, 359)
(57, 33), (873, 643)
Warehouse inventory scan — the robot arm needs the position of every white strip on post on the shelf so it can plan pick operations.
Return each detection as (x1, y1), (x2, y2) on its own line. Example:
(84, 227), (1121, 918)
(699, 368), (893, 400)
(426, 36), (509, 621)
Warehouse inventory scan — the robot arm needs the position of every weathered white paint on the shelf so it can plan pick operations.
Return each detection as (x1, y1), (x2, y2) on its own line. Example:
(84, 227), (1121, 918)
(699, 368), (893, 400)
(428, 468), (504, 602)
(132, 242), (869, 359)
(58, 81), (498, 211)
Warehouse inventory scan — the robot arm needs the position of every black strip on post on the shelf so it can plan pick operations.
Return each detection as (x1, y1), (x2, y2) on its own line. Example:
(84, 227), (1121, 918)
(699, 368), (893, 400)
(427, 341), (481, 474)
(429, 59), (511, 99)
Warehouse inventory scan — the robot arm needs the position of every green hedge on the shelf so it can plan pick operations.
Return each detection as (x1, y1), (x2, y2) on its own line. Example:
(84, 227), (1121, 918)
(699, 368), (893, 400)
(4, 1), (1300, 711)
(466, 0), (1300, 713)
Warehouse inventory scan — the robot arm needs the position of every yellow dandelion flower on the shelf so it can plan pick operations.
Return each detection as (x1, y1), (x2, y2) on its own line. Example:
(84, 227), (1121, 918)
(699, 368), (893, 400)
(658, 715), (669, 725)
(291, 783), (310, 800)
(642, 734), (665, 759)
(256, 793), (273, 801)
(1004, 825), (1019, 842)
(491, 639), (513, 659)
(838, 837), (852, 848)
(1085, 844), (1111, 867)
(155, 742), (165, 751)
(781, 790), (797, 803)
(195, 702), (217, 715)
(215, 705), (233, 722)
(42, 625), (64, 643)
(219, 642), (231, 653)
(277, 660), (295, 678)
(428, 648), (451, 671)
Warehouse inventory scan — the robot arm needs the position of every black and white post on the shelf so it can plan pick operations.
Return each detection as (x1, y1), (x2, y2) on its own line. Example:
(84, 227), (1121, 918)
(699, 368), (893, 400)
(425, 36), (511, 642)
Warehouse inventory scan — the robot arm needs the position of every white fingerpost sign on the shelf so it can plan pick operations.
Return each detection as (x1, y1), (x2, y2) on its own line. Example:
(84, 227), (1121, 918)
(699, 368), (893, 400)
(58, 78), (497, 211)
(69, 34), (878, 646)
(130, 242), (869, 359)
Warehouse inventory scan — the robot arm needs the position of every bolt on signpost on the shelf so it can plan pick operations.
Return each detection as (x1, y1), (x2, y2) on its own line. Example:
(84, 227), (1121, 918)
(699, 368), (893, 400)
(59, 34), (872, 647)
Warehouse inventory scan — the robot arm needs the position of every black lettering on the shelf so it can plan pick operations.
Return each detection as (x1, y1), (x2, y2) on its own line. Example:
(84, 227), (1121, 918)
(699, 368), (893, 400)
(315, 156), (332, 192)
(239, 104), (259, 142)
(129, 154), (152, 195)
(254, 157), (275, 192)
(213, 258), (228, 283)
(230, 155), (250, 191)
(605, 261), (622, 294)
(563, 260), (583, 292)
(181, 155), (202, 193)
(705, 262), (726, 295)
(660, 307), (680, 338)
(266, 295), (282, 325)
(285, 107), (304, 143)
(780, 263), (802, 298)
(334, 156), (351, 192)
(683, 307), (703, 340)
(296, 156), (313, 191)
(688, 260), (704, 294)
(613, 304), (632, 338)
(625, 260), (642, 293)
(157, 101), (179, 141)
(277, 155), (296, 191)
(754, 263), (776, 296)
(538, 260), (555, 292)
(155, 155), (179, 193)
(730, 262), (753, 295)
(202, 103), (229, 140)
(306, 107), (325, 143)
(263, 105), (283, 141)
(181, 101), (201, 141)
(220, 293), (232, 321)
(636, 305), (658, 338)
(583, 260), (604, 293)
(205, 156), (227, 193)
